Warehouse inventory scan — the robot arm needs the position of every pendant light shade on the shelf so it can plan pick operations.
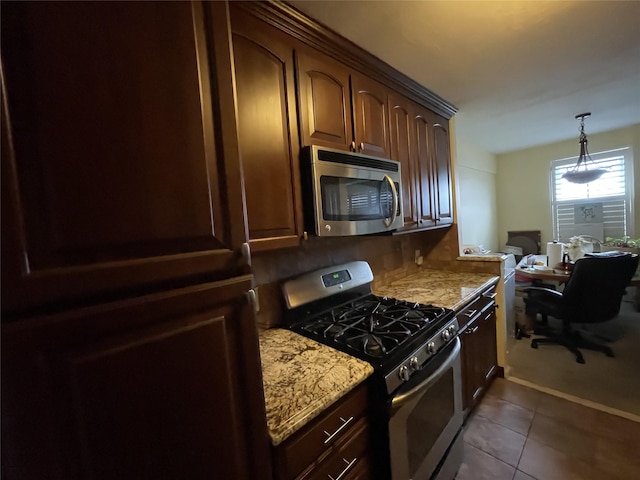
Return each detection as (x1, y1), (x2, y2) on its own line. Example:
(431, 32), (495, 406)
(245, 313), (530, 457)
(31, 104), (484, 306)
(562, 112), (607, 184)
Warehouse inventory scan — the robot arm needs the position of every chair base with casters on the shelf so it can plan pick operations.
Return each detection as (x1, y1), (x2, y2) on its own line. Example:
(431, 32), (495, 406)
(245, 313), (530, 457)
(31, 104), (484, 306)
(522, 252), (639, 364)
(529, 315), (614, 364)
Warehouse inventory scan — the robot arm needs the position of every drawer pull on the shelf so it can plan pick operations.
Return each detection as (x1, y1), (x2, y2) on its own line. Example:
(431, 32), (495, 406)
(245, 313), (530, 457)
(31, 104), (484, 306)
(462, 309), (477, 318)
(328, 457), (357, 480)
(323, 416), (354, 444)
(465, 325), (479, 335)
(483, 292), (497, 300)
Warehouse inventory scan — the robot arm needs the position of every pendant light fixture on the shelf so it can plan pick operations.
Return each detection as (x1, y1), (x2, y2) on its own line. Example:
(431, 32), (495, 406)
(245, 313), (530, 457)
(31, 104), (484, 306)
(562, 112), (607, 184)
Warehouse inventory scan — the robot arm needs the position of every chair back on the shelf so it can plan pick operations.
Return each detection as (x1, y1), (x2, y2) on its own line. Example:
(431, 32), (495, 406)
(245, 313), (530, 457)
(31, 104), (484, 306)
(561, 253), (639, 323)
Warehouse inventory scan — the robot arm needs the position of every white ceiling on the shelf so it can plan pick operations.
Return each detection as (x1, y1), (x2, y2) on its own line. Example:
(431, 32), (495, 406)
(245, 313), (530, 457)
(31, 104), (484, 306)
(287, 0), (640, 154)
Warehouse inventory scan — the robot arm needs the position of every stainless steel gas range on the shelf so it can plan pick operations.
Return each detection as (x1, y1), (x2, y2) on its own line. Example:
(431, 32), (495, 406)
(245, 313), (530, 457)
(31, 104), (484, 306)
(282, 261), (464, 480)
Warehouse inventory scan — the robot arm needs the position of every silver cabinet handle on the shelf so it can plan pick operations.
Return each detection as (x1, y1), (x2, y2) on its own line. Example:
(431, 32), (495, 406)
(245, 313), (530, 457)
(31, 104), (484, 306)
(350, 141), (356, 152)
(328, 457), (357, 480)
(465, 325), (479, 335)
(240, 242), (251, 266)
(323, 416), (354, 444)
(245, 288), (259, 313)
(462, 309), (477, 318)
(359, 142), (364, 152)
(483, 292), (497, 300)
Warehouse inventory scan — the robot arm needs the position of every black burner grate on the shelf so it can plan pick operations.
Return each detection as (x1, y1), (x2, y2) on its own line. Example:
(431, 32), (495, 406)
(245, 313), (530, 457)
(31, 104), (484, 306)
(297, 295), (447, 359)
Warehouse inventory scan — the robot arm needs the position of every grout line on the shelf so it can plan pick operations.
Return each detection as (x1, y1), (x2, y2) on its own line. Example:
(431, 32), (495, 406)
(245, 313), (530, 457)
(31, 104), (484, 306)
(473, 412), (525, 437)
(463, 441), (517, 474)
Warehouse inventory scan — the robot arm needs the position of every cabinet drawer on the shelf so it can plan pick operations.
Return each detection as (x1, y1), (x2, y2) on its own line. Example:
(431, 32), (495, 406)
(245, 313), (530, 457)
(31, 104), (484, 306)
(302, 418), (369, 480)
(458, 285), (496, 331)
(274, 383), (368, 480)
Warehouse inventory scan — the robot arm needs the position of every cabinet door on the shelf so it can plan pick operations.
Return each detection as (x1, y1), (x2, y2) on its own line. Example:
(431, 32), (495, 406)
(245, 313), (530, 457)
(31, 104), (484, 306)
(388, 95), (437, 232)
(1, 277), (270, 480)
(351, 73), (391, 158)
(414, 109), (438, 228)
(460, 302), (498, 412)
(432, 116), (454, 225)
(297, 48), (353, 151)
(230, 6), (303, 251)
(0, 1), (248, 314)
(388, 93), (418, 229)
(477, 305), (498, 388)
(460, 318), (480, 412)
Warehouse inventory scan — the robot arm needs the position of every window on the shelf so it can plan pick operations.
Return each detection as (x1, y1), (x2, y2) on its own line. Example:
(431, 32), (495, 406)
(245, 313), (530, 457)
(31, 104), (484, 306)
(551, 147), (634, 242)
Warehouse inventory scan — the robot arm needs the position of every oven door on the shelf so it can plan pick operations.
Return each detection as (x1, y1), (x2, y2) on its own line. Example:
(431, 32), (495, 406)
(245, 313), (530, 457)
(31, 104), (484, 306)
(388, 337), (463, 480)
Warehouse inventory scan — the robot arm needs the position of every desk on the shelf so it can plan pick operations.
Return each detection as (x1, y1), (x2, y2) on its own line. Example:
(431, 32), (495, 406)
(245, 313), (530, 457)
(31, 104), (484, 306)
(516, 264), (640, 286)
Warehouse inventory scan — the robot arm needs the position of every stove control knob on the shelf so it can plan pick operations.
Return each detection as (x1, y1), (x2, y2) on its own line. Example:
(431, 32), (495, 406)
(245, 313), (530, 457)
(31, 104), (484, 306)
(409, 356), (420, 371)
(427, 342), (436, 354)
(399, 365), (410, 381)
(442, 329), (451, 341)
(448, 325), (457, 334)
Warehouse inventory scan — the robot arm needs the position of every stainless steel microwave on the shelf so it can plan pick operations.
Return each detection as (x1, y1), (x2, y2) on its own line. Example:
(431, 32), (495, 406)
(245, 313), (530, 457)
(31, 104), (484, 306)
(301, 146), (403, 236)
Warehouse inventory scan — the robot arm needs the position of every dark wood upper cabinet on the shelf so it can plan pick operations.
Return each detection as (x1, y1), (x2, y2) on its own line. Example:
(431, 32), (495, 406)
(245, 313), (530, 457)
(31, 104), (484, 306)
(296, 47), (354, 152)
(2, 276), (271, 480)
(433, 117), (454, 226)
(296, 48), (391, 158)
(389, 94), (419, 228)
(414, 109), (438, 227)
(389, 93), (452, 233)
(230, 6), (304, 251)
(1, 1), (248, 314)
(350, 73), (391, 158)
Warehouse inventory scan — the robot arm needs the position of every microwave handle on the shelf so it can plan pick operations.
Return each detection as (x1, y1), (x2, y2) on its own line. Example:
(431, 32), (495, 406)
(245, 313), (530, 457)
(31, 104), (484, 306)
(383, 174), (399, 228)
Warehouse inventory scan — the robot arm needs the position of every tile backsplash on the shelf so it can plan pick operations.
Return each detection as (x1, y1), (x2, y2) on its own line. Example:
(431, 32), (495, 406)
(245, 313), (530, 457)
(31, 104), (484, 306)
(252, 227), (460, 329)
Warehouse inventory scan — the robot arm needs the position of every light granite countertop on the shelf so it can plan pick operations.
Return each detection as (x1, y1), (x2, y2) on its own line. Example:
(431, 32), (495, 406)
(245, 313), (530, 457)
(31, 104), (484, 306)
(258, 328), (374, 446)
(373, 268), (499, 311)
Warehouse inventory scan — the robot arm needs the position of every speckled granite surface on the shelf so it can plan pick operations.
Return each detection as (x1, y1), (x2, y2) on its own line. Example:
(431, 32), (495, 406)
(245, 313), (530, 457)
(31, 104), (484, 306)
(258, 328), (374, 446)
(373, 268), (499, 311)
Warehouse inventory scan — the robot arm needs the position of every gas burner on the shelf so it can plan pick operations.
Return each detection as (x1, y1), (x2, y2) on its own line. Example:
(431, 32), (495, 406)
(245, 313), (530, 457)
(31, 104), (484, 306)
(295, 294), (452, 359)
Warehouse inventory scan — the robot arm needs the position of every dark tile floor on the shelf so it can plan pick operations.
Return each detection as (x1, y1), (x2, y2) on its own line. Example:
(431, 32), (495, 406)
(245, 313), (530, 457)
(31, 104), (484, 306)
(455, 378), (640, 480)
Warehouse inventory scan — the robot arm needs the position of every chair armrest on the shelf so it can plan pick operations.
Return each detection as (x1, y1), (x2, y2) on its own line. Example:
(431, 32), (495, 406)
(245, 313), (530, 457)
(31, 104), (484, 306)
(522, 286), (563, 298)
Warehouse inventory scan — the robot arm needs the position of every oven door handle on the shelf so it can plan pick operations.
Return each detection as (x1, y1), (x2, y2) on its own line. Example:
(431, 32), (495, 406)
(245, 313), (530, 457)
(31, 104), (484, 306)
(382, 174), (398, 228)
(391, 337), (460, 409)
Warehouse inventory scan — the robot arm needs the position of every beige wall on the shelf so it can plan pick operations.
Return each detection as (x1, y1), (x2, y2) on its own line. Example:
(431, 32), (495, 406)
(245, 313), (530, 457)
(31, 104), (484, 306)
(496, 124), (640, 248)
(454, 113), (499, 252)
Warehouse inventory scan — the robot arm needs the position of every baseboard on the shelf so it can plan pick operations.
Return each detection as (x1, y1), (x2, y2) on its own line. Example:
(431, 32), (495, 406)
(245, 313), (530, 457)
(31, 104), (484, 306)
(505, 375), (640, 423)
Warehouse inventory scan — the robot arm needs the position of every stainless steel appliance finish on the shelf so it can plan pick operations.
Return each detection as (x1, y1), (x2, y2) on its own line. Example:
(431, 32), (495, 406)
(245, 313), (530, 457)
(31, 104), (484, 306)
(302, 145), (403, 236)
(388, 337), (463, 480)
(282, 261), (374, 309)
(282, 261), (463, 480)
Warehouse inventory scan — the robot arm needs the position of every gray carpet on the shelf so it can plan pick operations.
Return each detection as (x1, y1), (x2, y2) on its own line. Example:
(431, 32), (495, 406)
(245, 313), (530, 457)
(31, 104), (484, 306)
(506, 290), (640, 418)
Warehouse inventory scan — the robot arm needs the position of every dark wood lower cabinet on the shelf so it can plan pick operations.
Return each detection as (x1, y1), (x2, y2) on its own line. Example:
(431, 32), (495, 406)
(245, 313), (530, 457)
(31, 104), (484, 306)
(459, 286), (498, 414)
(272, 382), (371, 480)
(1, 276), (271, 480)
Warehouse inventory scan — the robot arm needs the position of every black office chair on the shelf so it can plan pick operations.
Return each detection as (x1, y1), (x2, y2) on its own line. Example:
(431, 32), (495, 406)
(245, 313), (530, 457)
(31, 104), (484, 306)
(523, 252), (639, 363)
